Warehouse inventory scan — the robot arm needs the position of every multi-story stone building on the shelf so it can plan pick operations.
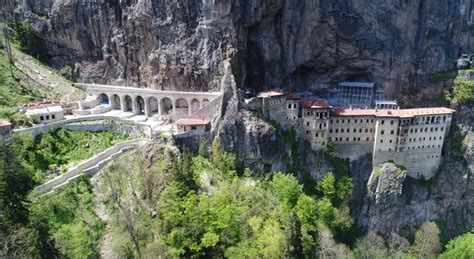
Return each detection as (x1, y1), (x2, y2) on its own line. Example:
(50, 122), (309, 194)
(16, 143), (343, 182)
(255, 90), (455, 179)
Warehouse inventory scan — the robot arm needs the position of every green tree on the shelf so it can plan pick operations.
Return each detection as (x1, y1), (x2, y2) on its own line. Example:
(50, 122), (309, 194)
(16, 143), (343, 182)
(271, 173), (303, 209)
(210, 138), (236, 176)
(440, 232), (474, 259)
(0, 140), (34, 224)
(317, 172), (336, 201)
(295, 194), (318, 256)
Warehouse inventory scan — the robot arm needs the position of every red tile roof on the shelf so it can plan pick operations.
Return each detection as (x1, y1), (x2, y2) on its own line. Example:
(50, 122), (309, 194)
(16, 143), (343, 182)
(330, 109), (377, 116)
(22, 99), (60, 109)
(286, 93), (301, 100)
(0, 120), (12, 128)
(299, 99), (332, 109)
(176, 118), (210, 126)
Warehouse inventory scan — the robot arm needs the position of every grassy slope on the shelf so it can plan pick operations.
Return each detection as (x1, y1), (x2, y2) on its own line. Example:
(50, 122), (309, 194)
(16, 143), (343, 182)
(0, 45), (85, 111)
(12, 128), (130, 183)
(0, 50), (46, 109)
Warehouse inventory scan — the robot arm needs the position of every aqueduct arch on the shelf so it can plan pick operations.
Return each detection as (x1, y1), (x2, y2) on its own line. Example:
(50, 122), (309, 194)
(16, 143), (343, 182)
(99, 93), (109, 105)
(124, 95), (133, 112)
(148, 97), (159, 116)
(175, 98), (189, 118)
(191, 99), (201, 113)
(161, 97), (173, 115)
(202, 98), (210, 106)
(111, 94), (121, 110)
(135, 96), (145, 115)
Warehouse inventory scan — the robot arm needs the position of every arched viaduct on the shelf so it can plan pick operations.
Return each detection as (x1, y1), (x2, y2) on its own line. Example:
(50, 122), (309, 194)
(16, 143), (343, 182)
(75, 83), (221, 118)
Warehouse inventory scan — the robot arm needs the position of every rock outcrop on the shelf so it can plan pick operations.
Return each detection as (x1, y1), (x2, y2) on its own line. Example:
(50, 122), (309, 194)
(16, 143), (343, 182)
(8, 0), (474, 99)
(352, 106), (474, 239)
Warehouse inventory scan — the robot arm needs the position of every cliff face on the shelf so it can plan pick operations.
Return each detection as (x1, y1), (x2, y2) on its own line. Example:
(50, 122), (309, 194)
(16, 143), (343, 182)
(9, 0), (474, 98)
(345, 104), (473, 239)
(8, 0), (474, 238)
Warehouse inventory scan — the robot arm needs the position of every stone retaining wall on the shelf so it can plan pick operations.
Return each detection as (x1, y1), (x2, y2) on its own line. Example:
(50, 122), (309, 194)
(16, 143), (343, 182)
(13, 115), (152, 137)
(374, 149), (442, 179)
(35, 139), (146, 195)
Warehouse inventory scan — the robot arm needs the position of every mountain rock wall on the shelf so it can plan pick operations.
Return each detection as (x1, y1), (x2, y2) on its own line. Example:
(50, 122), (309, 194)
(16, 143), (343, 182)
(8, 0), (474, 98)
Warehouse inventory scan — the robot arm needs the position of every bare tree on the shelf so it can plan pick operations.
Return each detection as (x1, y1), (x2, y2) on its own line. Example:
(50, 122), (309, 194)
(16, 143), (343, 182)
(410, 222), (441, 258)
(315, 227), (353, 259)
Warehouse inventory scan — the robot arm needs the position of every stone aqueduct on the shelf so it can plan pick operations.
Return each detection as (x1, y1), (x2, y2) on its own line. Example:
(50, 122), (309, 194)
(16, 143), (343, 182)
(76, 83), (221, 118)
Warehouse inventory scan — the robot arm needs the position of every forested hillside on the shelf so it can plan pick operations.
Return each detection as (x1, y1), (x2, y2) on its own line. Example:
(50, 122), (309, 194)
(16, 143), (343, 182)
(2, 136), (472, 258)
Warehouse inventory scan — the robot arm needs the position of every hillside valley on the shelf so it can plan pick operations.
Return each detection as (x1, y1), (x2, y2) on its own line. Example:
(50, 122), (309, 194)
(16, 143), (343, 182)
(0, 0), (473, 258)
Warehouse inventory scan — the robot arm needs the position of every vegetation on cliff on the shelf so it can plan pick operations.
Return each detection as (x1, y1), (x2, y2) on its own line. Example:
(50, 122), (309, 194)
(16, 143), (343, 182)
(0, 52), (45, 110)
(10, 129), (130, 183)
(1, 135), (473, 258)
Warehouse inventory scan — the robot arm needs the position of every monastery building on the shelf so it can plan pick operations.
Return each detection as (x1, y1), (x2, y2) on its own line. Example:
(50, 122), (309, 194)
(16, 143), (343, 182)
(252, 90), (455, 179)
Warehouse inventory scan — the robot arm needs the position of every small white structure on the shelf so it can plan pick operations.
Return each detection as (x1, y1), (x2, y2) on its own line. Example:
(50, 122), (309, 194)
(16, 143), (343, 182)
(175, 118), (210, 134)
(25, 105), (64, 123)
(0, 120), (12, 135)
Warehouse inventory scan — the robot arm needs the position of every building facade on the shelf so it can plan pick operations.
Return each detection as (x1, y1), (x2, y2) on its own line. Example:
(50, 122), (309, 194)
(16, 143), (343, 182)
(255, 90), (455, 179)
(25, 106), (65, 123)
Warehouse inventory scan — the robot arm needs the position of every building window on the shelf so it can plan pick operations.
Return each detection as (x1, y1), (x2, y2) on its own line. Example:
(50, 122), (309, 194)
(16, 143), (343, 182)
(330, 129), (333, 133)
(191, 126), (197, 130)
(336, 119), (339, 123)
(357, 137), (361, 141)
(40, 116), (44, 121)
(425, 128), (428, 132)
(306, 131), (309, 134)
(348, 119), (351, 123)
(342, 119), (345, 123)
(391, 120), (394, 125)
(341, 129), (344, 133)
(306, 122), (310, 126)
(359, 129), (362, 133)
(316, 133), (319, 137)
(381, 120), (385, 125)
(52, 114), (55, 119)
(389, 139), (392, 143)
(366, 137), (369, 141)
(366, 119), (369, 123)
(365, 129), (368, 133)
(288, 104), (292, 109)
(380, 139), (383, 143)
(389, 148), (392, 151)
(353, 128), (356, 133)
(336, 129), (339, 133)
(381, 130), (384, 135)
(353, 137), (356, 141)
(390, 130), (394, 135)
(346, 137), (349, 141)
(46, 115), (50, 120)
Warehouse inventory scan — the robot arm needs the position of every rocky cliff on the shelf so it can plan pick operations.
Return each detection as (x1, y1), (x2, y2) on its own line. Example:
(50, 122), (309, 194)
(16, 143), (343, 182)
(7, 0), (474, 99)
(7, 0), (474, 239)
